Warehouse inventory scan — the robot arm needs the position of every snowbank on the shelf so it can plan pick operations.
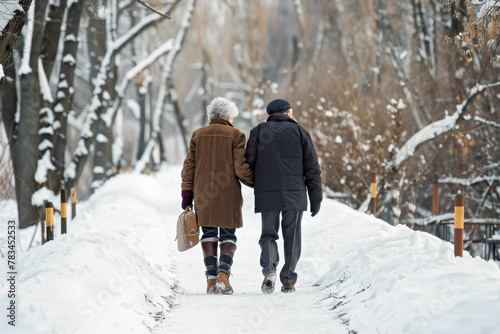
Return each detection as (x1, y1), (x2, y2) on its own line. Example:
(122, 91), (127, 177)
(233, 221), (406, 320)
(306, 200), (500, 334)
(0, 167), (180, 333)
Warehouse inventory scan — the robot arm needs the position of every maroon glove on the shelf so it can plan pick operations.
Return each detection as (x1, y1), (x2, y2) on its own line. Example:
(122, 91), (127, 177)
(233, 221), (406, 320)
(181, 190), (193, 210)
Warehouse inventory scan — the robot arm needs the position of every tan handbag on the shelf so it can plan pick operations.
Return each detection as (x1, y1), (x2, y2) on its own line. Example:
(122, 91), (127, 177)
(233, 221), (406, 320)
(176, 207), (199, 251)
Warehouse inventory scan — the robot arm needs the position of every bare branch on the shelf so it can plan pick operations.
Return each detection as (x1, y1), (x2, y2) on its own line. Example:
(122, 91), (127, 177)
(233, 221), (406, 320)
(135, 0), (172, 19)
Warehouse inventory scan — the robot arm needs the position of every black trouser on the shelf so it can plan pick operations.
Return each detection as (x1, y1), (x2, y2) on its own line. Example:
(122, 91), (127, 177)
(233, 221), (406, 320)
(259, 211), (303, 286)
(201, 227), (237, 243)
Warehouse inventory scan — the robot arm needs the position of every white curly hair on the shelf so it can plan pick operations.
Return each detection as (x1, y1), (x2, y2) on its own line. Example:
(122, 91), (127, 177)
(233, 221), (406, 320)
(207, 97), (239, 121)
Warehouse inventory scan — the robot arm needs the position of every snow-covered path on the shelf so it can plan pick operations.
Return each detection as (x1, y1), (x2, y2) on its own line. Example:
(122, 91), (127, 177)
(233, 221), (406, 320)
(160, 186), (345, 334)
(1, 165), (499, 333)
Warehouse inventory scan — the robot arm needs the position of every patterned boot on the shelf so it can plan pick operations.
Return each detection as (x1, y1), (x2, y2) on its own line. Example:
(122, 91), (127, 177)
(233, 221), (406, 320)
(215, 269), (233, 294)
(201, 239), (218, 294)
(215, 241), (237, 294)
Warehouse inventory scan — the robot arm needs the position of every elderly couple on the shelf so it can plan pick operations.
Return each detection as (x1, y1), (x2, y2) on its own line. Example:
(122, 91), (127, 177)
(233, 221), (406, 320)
(180, 97), (322, 295)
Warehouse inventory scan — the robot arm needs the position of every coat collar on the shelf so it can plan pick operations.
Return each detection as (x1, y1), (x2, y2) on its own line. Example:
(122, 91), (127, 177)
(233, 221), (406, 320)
(209, 118), (234, 127)
(266, 113), (298, 124)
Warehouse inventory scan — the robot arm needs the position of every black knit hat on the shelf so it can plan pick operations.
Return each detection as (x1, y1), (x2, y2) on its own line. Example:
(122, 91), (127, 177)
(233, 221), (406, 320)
(266, 98), (291, 115)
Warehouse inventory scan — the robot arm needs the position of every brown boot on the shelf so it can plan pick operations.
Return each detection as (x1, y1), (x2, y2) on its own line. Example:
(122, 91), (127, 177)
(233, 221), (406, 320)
(281, 285), (296, 293)
(215, 269), (233, 294)
(207, 278), (217, 294)
(201, 240), (218, 294)
(216, 241), (237, 294)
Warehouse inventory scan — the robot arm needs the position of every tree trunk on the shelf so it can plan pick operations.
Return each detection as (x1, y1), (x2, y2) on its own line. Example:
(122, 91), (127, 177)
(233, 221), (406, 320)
(0, 0), (33, 88)
(13, 0), (49, 228)
(40, 0), (67, 79)
(49, 0), (84, 193)
(375, 0), (425, 129)
(92, 118), (114, 190)
(200, 49), (211, 126)
(1, 61), (17, 152)
(169, 80), (189, 153)
(136, 80), (148, 162)
(92, 73), (117, 190)
(92, 1), (117, 191)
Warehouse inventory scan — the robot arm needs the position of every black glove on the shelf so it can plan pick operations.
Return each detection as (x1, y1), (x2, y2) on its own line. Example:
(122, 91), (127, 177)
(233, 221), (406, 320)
(310, 202), (321, 217)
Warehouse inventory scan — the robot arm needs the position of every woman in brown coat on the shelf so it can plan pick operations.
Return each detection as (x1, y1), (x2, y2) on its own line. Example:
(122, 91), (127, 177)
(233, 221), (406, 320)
(181, 97), (253, 294)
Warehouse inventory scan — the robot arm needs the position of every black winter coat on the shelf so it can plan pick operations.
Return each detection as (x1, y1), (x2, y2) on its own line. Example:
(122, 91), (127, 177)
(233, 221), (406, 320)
(245, 113), (322, 212)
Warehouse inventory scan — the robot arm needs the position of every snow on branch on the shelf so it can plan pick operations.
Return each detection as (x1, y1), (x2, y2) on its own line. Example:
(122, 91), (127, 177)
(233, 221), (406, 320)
(387, 81), (500, 171)
(18, 3), (35, 75)
(0, 0), (23, 33)
(93, 11), (169, 95)
(473, 115), (500, 128)
(406, 213), (454, 226)
(478, 161), (500, 171)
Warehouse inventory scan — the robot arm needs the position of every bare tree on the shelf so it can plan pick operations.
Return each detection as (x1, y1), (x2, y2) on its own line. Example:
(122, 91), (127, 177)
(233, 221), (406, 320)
(135, 0), (197, 172)
(63, 4), (175, 189)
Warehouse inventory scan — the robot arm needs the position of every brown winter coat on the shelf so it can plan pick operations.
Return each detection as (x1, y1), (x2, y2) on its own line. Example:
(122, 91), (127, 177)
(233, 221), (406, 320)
(181, 118), (253, 228)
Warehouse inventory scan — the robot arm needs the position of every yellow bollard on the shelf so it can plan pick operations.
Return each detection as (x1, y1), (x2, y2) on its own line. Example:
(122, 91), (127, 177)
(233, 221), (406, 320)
(370, 173), (377, 215)
(61, 189), (67, 234)
(46, 202), (54, 242)
(454, 193), (464, 257)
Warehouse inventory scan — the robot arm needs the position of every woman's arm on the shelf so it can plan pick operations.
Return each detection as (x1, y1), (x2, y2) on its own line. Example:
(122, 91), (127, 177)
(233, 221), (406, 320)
(181, 131), (197, 191)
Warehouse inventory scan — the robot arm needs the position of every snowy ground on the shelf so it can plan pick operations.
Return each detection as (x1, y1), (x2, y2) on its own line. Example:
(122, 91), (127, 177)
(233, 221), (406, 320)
(1, 165), (500, 333)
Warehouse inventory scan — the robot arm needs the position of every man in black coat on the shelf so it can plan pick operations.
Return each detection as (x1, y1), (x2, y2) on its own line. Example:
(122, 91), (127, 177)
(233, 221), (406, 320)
(245, 98), (322, 293)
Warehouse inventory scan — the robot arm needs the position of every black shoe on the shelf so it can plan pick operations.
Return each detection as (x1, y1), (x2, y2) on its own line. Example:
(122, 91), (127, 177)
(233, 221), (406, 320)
(281, 285), (295, 293)
(261, 270), (277, 293)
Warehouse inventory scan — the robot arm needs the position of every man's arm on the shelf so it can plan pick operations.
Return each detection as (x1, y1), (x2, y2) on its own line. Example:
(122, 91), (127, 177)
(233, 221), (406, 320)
(299, 126), (322, 203)
(245, 126), (258, 170)
(234, 131), (254, 187)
